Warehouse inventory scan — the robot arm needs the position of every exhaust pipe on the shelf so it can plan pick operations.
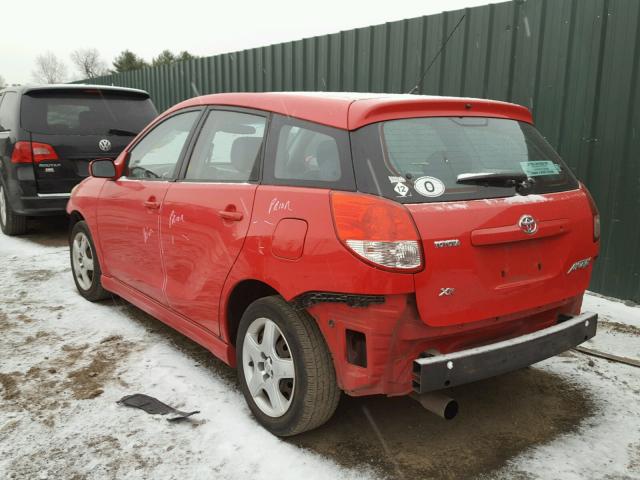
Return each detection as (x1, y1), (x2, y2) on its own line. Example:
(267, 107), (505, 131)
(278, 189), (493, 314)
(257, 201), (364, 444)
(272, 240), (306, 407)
(411, 392), (458, 420)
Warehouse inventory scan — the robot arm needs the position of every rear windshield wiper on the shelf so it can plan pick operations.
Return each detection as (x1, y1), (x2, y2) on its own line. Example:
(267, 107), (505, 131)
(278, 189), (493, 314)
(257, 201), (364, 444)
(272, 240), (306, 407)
(107, 128), (139, 136)
(457, 171), (536, 194)
(457, 171), (529, 187)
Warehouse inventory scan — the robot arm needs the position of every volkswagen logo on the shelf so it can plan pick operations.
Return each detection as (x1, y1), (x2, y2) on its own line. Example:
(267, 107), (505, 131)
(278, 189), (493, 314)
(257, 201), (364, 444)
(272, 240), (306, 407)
(518, 214), (538, 235)
(98, 139), (112, 152)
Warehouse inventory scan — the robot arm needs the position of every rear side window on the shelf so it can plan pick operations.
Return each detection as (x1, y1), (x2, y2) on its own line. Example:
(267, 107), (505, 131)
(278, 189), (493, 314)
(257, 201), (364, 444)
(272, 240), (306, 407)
(20, 90), (157, 135)
(351, 117), (579, 203)
(263, 114), (355, 190)
(127, 111), (200, 180)
(0, 92), (18, 132)
(185, 110), (266, 182)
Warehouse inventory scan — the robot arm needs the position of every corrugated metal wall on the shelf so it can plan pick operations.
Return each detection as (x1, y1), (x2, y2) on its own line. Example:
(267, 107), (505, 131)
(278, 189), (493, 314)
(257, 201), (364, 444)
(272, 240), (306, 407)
(85, 0), (640, 303)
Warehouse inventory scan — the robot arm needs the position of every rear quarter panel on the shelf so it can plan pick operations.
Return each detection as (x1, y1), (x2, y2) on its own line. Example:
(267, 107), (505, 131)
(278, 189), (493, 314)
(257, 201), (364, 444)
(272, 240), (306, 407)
(219, 185), (415, 342)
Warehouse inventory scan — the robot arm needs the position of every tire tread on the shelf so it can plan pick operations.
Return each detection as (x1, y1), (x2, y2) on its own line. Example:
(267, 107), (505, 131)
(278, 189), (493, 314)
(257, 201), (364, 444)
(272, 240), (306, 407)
(238, 296), (340, 436)
(70, 221), (111, 302)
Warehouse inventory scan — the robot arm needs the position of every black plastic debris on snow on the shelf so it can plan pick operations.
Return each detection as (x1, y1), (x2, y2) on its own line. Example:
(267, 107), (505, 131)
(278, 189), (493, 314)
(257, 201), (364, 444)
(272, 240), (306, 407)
(117, 394), (200, 421)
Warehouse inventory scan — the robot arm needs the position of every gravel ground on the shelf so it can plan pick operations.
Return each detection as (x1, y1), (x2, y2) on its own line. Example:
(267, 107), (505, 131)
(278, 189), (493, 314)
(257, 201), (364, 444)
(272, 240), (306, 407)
(0, 218), (638, 480)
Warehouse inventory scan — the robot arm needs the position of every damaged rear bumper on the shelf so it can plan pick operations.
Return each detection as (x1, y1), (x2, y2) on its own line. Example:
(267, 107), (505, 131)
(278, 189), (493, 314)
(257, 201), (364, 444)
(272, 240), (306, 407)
(412, 312), (598, 393)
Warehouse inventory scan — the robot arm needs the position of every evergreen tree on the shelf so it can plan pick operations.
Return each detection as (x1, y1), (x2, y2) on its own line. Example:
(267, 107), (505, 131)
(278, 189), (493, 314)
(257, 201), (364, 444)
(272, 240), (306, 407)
(112, 50), (148, 72)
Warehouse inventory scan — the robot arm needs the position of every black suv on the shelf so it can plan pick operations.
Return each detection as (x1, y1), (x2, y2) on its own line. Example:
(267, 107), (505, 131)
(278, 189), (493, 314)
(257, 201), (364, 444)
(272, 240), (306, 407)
(0, 84), (157, 235)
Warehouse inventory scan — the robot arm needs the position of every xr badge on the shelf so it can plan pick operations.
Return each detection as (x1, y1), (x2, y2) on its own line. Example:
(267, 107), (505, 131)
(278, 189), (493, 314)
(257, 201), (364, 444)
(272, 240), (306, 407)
(439, 287), (456, 297)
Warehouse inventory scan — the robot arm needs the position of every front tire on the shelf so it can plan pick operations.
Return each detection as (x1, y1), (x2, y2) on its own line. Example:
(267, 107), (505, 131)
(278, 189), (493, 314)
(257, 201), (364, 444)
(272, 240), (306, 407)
(0, 183), (27, 236)
(236, 296), (340, 436)
(70, 221), (110, 301)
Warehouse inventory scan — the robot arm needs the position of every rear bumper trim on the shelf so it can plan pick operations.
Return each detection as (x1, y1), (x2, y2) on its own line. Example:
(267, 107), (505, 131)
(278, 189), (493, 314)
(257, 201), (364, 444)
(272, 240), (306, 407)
(412, 312), (598, 393)
(36, 193), (71, 198)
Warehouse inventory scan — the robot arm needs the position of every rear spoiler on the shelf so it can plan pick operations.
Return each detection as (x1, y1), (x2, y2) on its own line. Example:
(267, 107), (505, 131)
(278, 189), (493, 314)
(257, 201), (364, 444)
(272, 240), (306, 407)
(23, 85), (150, 98)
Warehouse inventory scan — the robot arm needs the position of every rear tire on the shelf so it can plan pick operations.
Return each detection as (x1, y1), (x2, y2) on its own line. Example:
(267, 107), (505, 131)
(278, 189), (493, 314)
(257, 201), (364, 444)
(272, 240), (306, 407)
(0, 184), (27, 236)
(236, 296), (340, 436)
(70, 221), (111, 301)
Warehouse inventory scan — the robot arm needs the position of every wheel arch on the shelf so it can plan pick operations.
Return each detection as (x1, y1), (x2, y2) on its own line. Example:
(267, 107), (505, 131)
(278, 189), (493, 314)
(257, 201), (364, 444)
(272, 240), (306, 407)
(223, 279), (280, 346)
(68, 210), (85, 233)
(67, 209), (110, 277)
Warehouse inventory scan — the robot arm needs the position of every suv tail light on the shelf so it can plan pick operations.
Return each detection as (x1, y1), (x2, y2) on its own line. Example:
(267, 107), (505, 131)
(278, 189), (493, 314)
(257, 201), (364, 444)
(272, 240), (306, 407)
(330, 191), (423, 272)
(31, 142), (59, 162)
(11, 141), (58, 164)
(11, 142), (33, 163)
(581, 183), (600, 242)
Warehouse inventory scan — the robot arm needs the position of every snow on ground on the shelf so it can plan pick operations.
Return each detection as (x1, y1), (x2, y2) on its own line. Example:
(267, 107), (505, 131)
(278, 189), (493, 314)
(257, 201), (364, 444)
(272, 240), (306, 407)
(0, 231), (639, 479)
(0, 234), (374, 480)
(495, 295), (640, 479)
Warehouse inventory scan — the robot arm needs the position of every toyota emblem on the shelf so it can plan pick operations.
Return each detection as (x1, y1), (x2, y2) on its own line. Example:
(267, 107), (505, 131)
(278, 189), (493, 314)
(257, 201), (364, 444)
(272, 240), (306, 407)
(518, 214), (538, 235)
(98, 139), (112, 152)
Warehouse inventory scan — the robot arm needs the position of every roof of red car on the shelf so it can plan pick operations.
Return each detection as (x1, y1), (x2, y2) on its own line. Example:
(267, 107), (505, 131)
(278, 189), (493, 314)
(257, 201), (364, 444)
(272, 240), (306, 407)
(169, 92), (533, 130)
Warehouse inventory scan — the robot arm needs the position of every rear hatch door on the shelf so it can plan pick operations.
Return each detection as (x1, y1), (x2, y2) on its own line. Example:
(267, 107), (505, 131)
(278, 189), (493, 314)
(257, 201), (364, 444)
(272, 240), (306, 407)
(407, 191), (596, 327)
(27, 133), (131, 194)
(21, 88), (157, 194)
(351, 115), (599, 327)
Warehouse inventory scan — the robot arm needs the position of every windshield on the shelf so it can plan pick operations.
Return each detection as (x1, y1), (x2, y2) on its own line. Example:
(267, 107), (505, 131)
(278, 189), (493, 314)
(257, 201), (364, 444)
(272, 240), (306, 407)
(351, 117), (578, 203)
(21, 89), (158, 136)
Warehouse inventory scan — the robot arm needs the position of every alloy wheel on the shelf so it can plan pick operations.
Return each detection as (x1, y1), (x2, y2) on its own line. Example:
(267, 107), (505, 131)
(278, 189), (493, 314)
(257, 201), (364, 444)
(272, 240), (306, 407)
(72, 232), (95, 290)
(0, 185), (7, 227)
(242, 317), (295, 417)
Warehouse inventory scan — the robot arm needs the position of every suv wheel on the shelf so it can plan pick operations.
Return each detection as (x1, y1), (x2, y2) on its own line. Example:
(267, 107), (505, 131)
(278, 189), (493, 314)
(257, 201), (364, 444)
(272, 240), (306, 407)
(70, 221), (110, 301)
(0, 184), (27, 236)
(236, 296), (340, 436)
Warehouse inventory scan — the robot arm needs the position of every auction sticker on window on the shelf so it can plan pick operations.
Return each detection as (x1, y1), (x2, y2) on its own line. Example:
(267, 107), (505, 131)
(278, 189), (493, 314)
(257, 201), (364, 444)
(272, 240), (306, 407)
(520, 160), (562, 177)
(413, 176), (445, 197)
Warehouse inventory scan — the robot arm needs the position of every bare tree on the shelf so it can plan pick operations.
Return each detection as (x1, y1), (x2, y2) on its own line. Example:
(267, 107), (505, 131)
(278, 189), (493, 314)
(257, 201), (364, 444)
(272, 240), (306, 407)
(33, 52), (68, 84)
(71, 48), (108, 79)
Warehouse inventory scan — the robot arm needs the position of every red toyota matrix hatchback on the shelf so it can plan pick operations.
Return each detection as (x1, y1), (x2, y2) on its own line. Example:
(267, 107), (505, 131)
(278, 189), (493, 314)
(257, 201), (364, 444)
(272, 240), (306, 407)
(67, 92), (600, 436)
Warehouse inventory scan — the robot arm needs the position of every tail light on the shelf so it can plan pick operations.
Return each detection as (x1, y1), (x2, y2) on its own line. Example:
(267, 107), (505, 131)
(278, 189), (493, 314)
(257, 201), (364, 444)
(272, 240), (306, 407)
(581, 183), (600, 242)
(11, 142), (33, 163)
(330, 191), (423, 272)
(11, 141), (58, 164)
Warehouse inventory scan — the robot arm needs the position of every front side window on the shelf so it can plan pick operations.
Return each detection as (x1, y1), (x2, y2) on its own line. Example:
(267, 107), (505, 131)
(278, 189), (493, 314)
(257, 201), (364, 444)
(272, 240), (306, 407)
(127, 111), (200, 180)
(352, 117), (579, 203)
(263, 115), (355, 190)
(185, 110), (266, 182)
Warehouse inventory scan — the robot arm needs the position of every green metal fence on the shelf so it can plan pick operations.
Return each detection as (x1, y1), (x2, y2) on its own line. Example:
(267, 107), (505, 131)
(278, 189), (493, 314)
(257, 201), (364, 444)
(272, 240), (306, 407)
(84, 0), (640, 303)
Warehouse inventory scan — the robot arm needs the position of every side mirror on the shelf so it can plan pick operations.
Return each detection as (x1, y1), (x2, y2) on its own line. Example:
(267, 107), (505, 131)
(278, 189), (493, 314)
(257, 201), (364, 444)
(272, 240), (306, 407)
(89, 158), (117, 179)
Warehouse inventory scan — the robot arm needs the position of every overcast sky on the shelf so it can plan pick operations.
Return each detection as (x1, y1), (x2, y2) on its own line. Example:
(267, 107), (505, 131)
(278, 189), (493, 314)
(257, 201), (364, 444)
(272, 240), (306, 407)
(2, 0), (500, 85)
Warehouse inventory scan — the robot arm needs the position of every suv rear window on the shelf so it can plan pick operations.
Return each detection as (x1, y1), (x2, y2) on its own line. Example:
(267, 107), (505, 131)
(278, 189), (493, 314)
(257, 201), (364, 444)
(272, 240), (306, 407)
(351, 117), (579, 203)
(21, 89), (157, 136)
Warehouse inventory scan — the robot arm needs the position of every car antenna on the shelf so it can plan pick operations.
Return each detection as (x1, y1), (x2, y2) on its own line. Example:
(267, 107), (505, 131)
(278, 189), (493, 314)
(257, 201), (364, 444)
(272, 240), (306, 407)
(407, 13), (466, 95)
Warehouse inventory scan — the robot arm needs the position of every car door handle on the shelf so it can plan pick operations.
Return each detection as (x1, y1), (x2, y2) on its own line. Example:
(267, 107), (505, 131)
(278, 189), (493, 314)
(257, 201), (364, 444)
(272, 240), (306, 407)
(218, 209), (243, 221)
(143, 199), (161, 210)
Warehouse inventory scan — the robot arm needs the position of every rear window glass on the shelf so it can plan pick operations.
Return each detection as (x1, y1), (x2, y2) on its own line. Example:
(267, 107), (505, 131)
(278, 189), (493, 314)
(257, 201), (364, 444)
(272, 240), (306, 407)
(275, 126), (341, 182)
(351, 117), (578, 203)
(21, 90), (157, 135)
(262, 114), (355, 191)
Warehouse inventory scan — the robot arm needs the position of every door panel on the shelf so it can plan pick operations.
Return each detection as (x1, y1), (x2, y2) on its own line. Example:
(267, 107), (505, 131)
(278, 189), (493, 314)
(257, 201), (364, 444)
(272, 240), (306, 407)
(97, 179), (170, 299)
(160, 183), (258, 334)
(160, 108), (266, 334)
(95, 110), (201, 301)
